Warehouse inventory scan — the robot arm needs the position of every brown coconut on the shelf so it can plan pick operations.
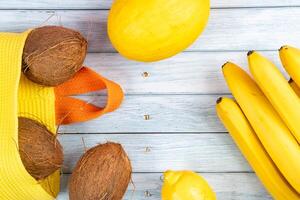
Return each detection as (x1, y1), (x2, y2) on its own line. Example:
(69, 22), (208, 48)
(18, 117), (63, 180)
(22, 26), (88, 86)
(69, 142), (132, 200)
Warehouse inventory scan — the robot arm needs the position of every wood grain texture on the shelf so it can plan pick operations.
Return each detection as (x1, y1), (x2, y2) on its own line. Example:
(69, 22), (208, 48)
(0, 1), (290, 199)
(84, 51), (288, 94)
(60, 133), (251, 173)
(57, 173), (271, 200)
(0, 8), (299, 52)
(1, 0), (299, 9)
(59, 95), (228, 133)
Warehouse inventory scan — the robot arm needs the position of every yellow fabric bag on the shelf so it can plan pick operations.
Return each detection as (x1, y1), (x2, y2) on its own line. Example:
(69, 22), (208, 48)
(0, 30), (124, 200)
(0, 31), (58, 200)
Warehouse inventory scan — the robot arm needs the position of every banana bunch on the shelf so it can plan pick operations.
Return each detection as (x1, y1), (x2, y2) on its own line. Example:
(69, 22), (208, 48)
(216, 46), (300, 200)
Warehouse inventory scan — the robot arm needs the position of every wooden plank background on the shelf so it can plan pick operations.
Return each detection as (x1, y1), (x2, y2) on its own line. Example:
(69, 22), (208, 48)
(58, 173), (272, 200)
(1, 9), (300, 52)
(1, 1), (298, 199)
(1, 0), (299, 9)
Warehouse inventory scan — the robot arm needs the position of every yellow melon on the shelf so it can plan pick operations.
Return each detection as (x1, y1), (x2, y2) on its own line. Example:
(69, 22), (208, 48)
(108, 0), (210, 62)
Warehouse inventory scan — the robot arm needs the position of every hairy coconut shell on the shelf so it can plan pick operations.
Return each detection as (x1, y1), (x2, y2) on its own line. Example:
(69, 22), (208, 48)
(69, 142), (132, 200)
(18, 117), (63, 180)
(22, 26), (88, 86)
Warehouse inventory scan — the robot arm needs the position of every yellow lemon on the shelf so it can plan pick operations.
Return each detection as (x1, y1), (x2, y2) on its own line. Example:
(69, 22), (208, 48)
(162, 170), (216, 200)
(107, 0), (210, 62)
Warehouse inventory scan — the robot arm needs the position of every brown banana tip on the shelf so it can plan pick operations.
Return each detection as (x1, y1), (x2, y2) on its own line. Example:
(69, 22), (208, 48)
(247, 50), (255, 56)
(289, 78), (293, 83)
(222, 62), (229, 69)
(279, 45), (288, 51)
(216, 97), (223, 104)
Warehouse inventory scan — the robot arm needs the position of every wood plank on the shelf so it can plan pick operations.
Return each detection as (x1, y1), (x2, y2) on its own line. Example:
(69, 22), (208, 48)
(212, 1), (300, 8)
(1, 0), (299, 9)
(0, 8), (300, 52)
(84, 51), (288, 94)
(60, 133), (251, 173)
(57, 173), (271, 200)
(58, 95), (227, 133)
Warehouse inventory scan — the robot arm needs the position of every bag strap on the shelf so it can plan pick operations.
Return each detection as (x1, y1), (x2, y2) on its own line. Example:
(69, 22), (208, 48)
(55, 67), (124, 125)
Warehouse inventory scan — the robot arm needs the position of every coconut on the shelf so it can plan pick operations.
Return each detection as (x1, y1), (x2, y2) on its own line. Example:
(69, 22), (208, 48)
(69, 142), (132, 200)
(18, 117), (63, 180)
(22, 26), (88, 86)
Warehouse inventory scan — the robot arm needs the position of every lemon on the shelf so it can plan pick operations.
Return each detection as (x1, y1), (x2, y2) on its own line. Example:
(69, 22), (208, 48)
(162, 170), (216, 200)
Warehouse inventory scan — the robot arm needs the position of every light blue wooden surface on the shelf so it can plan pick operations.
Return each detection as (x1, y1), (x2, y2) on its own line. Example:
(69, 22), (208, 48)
(1, 1), (298, 199)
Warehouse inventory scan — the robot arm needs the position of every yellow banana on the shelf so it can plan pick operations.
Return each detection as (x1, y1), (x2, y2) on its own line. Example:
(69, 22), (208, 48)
(289, 79), (300, 97)
(279, 45), (300, 88)
(248, 51), (300, 144)
(216, 97), (300, 200)
(222, 62), (300, 193)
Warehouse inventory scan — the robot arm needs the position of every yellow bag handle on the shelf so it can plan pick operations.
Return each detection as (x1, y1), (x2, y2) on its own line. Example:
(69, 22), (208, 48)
(0, 31), (58, 200)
